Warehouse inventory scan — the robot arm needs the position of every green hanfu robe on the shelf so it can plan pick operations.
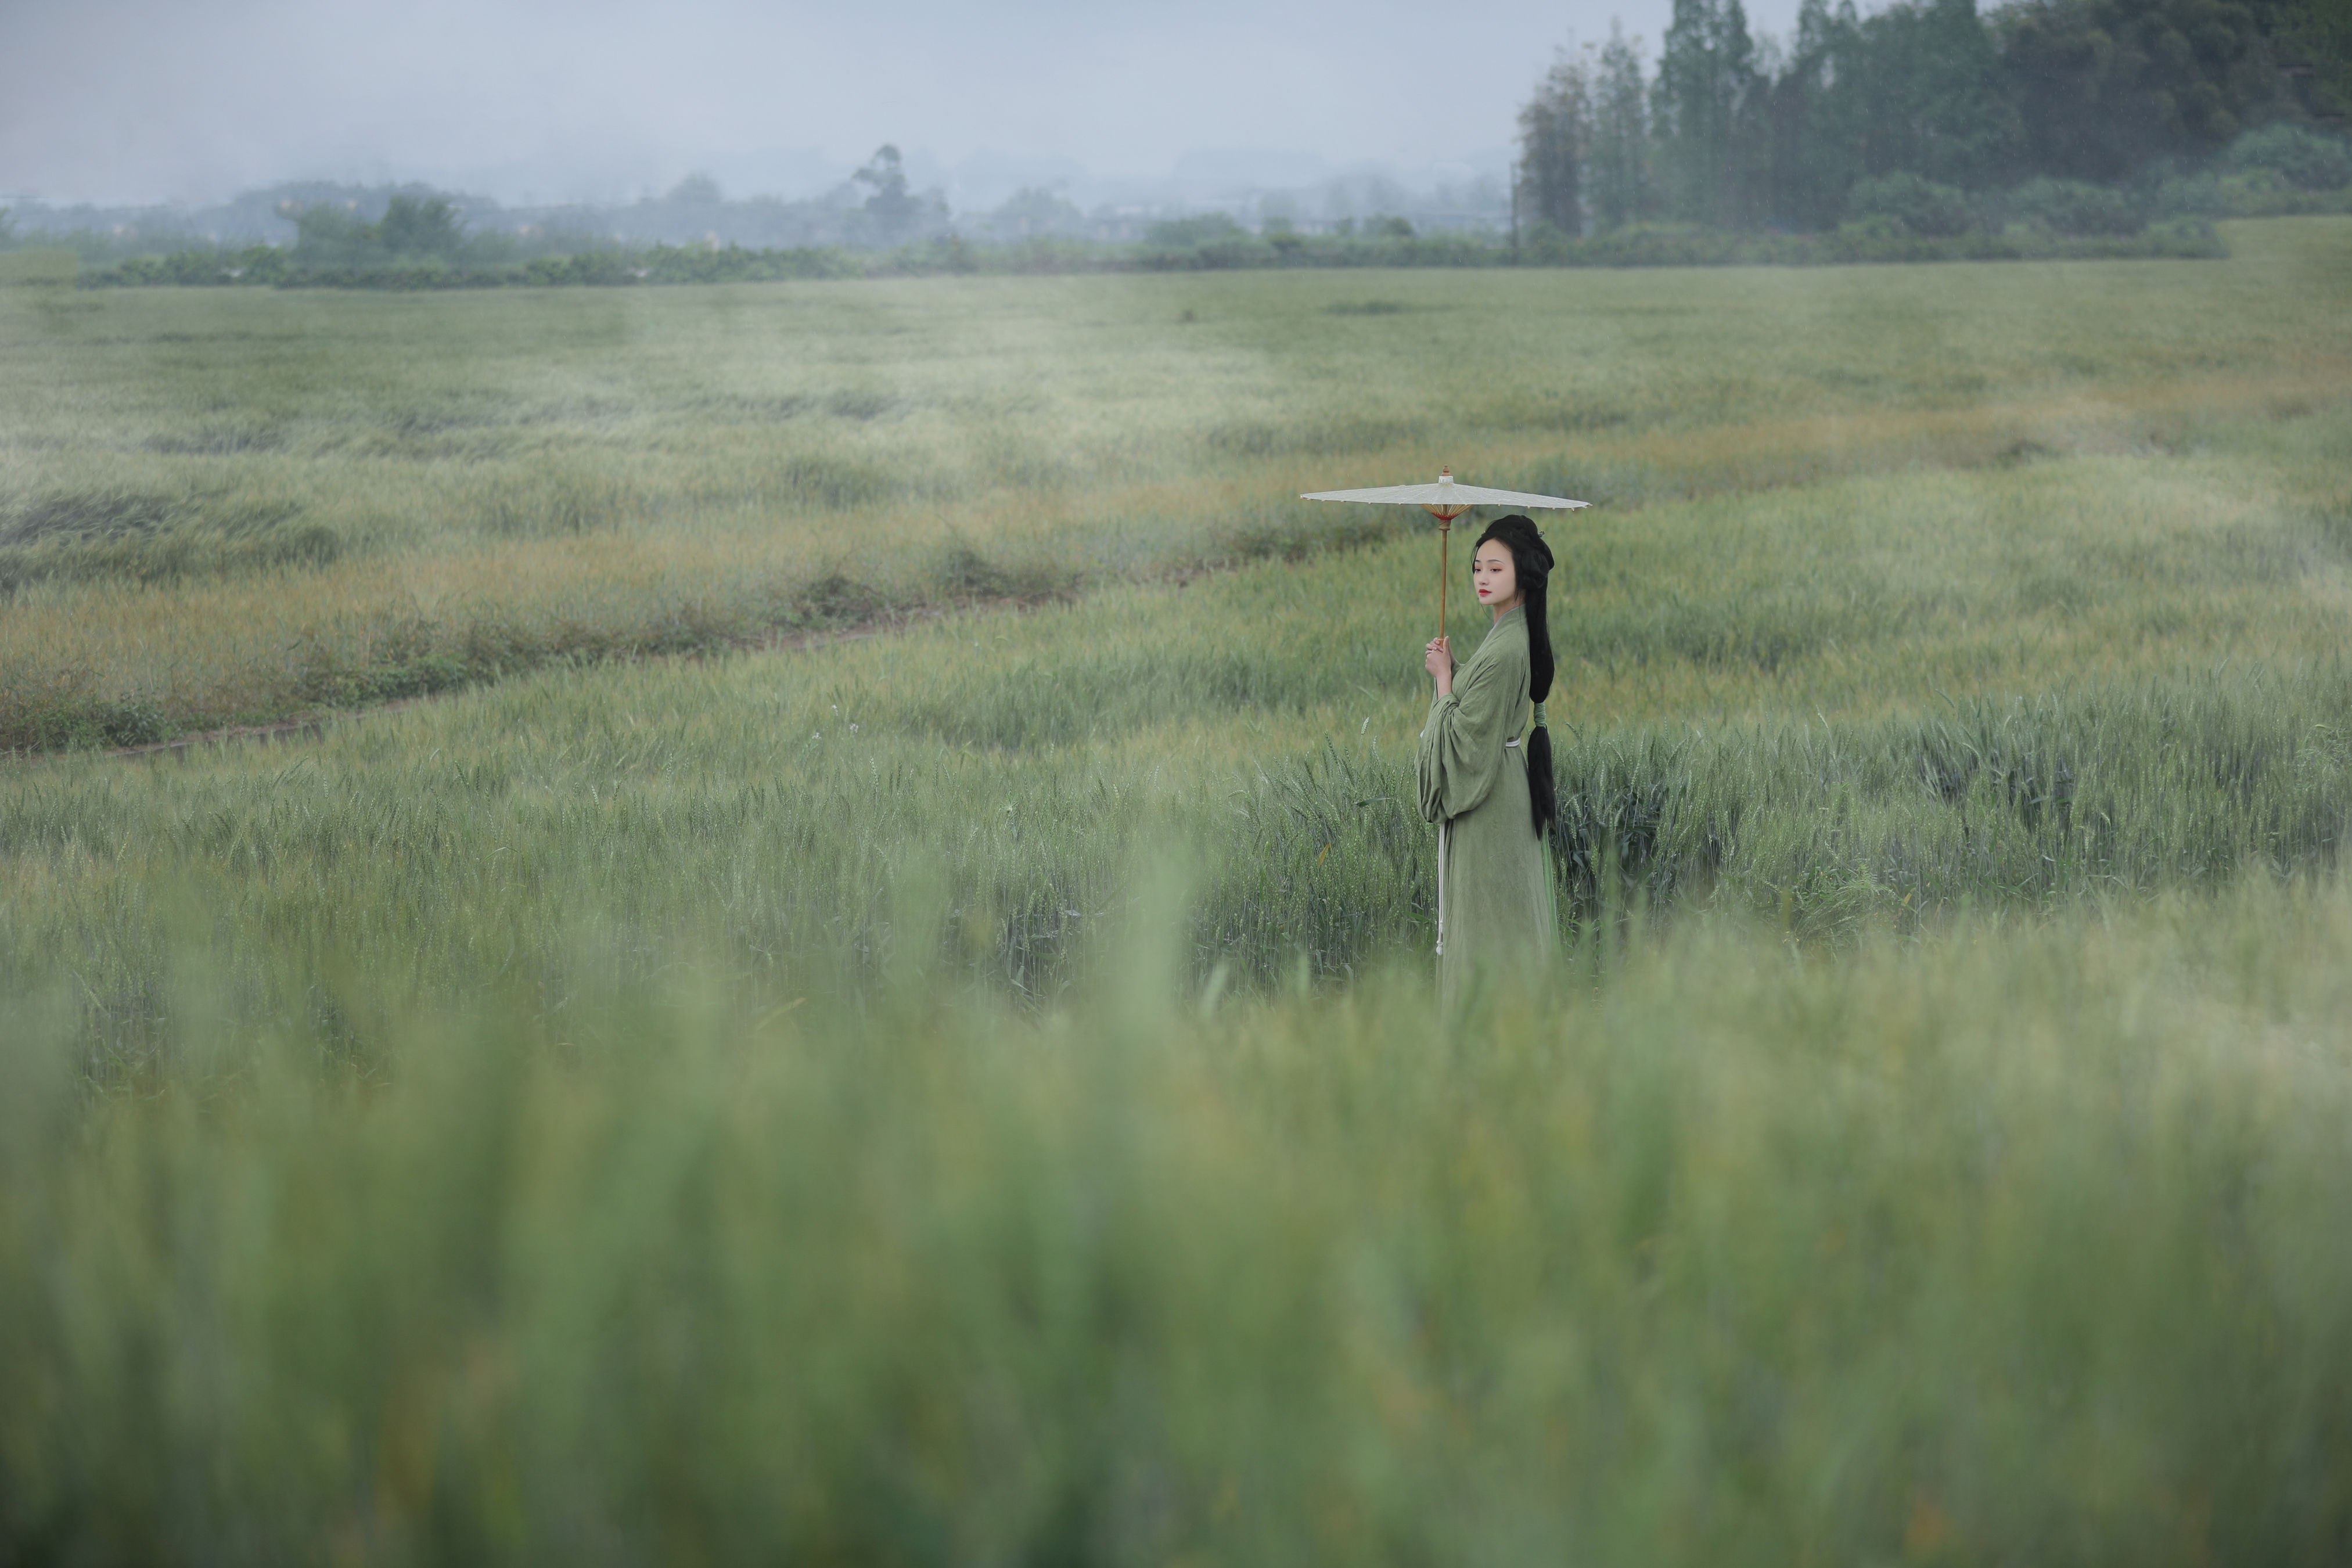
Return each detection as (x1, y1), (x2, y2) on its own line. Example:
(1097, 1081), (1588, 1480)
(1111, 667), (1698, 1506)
(1415, 605), (1555, 997)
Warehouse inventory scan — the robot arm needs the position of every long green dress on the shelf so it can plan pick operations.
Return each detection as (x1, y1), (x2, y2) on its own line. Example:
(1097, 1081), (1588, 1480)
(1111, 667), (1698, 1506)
(1415, 605), (1555, 998)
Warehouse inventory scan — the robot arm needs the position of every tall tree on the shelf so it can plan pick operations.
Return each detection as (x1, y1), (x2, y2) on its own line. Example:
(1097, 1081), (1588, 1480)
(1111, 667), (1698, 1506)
(1655, 0), (1764, 225)
(2248, 0), (2352, 113)
(1756, 0), (1866, 227)
(853, 145), (928, 240)
(2274, 0), (2352, 108)
(1587, 23), (1656, 228)
(1848, 0), (2022, 186)
(2306, 0), (2352, 106)
(376, 195), (463, 258)
(1758, 0), (2019, 225)
(1996, 0), (2285, 181)
(1518, 49), (1595, 235)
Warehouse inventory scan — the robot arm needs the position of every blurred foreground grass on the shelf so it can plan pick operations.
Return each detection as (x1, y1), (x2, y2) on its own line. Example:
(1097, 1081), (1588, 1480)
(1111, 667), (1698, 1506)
(6, 882), (2351, 1563)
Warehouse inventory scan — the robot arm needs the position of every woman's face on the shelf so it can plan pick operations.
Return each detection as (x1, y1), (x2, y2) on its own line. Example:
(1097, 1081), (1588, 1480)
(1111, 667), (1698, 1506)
(1472, 540), (1519, 608)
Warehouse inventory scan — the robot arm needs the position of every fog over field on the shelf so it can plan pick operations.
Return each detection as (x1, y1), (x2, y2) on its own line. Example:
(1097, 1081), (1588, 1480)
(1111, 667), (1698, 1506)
(0, 0), (1800, 207)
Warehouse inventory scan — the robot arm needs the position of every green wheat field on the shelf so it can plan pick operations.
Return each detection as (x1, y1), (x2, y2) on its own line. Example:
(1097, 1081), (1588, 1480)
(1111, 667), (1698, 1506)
(5, 220), (2352, 1562)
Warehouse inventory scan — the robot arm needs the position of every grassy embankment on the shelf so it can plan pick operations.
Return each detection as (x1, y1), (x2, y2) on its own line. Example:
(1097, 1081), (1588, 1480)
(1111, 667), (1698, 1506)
(3, 219), (2352, 1562)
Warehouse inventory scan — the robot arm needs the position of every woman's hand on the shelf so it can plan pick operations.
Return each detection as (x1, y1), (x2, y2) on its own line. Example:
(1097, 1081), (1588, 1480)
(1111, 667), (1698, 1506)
(1425, 636), (1454, 696)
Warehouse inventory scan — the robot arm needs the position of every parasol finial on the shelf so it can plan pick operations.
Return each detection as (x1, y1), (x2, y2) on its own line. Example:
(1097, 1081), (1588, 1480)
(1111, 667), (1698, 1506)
(1426, 468), (1469, 524)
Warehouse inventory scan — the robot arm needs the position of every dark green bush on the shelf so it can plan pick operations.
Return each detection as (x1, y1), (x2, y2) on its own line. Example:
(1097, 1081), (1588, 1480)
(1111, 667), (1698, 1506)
(2225, 123), (2352, 191)
(1143, 213), (1247, 248)
(2008, 178), (2146, 236)
(106, 244), (290, 286)
(1846, 173), (1980, 237)
(94, 697), (167, 747)
(0, 492), (335, 594)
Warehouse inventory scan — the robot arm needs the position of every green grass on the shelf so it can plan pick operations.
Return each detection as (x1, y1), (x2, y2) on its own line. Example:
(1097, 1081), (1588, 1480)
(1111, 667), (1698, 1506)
(9, 886), (2352, 1562)
(10, 397), (2350, 1052)
(1, 219), (2347, 747)
(5, 218), (2352, 1562)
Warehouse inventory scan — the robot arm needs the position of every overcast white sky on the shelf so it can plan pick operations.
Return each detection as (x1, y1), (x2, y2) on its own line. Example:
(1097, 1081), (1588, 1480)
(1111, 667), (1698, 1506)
(0, 0), (1808, 207)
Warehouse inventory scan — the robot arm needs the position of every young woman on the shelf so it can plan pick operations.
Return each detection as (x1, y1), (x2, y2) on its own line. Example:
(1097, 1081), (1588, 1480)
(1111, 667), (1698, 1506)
(1415, 514), (1558, 998)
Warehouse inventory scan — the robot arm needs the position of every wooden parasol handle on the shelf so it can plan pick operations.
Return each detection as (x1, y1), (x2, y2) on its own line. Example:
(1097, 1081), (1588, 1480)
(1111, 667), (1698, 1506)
(1425, 503), (1468, 647)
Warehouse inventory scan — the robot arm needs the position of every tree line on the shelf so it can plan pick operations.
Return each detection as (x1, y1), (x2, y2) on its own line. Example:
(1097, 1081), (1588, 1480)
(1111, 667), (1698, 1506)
(1515, 0), (2352, 235)
(267, 147), (946, 272)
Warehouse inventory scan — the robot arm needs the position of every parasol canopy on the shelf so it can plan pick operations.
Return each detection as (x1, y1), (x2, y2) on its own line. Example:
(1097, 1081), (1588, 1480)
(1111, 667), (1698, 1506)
(1300, 469), (1589, 518)
(1301, 468), (1589, 638)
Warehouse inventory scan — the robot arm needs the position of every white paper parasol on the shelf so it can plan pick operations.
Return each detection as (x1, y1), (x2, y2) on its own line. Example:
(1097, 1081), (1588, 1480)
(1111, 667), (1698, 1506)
(1301, 468), (1587, 640)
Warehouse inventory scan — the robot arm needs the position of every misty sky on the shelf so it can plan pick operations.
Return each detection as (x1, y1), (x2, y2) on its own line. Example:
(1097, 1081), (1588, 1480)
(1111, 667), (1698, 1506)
(2, 0), (1808, 207)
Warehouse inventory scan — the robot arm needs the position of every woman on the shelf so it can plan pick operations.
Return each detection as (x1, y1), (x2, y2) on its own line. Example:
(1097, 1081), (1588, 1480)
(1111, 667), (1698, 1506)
(1416, 514), (1558, 998)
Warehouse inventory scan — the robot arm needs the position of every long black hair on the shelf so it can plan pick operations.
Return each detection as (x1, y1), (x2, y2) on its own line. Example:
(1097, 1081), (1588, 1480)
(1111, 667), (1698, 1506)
(1474, 513), (1556, 839)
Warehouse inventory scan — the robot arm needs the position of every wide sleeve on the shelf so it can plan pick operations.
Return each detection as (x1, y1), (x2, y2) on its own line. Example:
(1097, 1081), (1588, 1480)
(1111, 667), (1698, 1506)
(1415, 635), (1522, 823)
